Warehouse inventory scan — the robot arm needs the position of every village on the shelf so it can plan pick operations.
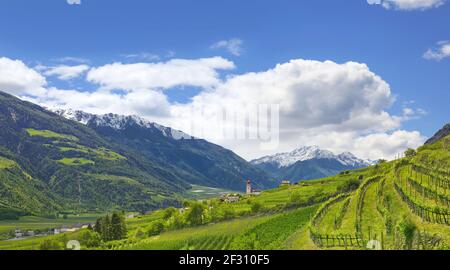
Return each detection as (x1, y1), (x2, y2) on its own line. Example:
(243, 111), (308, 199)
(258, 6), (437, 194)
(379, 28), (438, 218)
(9, 222), (96, 241)
(219, 179), (291, 203)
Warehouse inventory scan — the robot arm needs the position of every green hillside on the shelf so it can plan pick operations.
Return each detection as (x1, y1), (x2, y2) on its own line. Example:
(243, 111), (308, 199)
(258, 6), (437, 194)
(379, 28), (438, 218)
(1, 131), (448, 250)
(0, 91), (189, 214)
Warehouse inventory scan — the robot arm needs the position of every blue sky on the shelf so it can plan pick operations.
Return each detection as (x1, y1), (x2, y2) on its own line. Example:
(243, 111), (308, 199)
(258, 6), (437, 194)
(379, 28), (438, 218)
(0, 0), (449, 160)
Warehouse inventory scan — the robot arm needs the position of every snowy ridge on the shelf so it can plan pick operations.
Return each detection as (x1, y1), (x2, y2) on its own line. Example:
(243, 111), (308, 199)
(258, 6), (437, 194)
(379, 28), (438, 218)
(51, 108), (194, 140)
(251, 146), (373, 168)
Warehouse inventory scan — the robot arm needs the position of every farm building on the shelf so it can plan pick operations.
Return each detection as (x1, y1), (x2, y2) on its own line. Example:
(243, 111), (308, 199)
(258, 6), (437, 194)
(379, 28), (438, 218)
(280, 180), (291, 187)
(220, 194), (241, 203)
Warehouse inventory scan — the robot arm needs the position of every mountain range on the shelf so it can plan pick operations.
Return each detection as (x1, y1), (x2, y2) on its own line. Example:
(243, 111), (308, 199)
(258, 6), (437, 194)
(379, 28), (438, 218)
(0, 91), (274, 215)
(251, 146), (374, 182)
(51, 108), (273, 191)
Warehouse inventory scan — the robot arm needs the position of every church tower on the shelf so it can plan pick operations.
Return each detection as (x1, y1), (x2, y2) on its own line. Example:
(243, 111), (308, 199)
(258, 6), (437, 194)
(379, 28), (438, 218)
(246, 180), (252, 194)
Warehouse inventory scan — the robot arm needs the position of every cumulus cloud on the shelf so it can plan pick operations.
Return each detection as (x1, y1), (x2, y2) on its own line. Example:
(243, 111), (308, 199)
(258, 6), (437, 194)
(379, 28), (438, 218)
(167, 59), (423, 160)
(367, 0), (446, 10)
(25, 87), (170, 118)
(423, 41), (450, 61)
(354, 130), (425, 159)
(211, 39), (244, 56)
(0, 55), (425, 160)
(67, 0), (81, 5)
(0, 57), (47, 96)
(87, 57), (235, 91)
(37, 64), (90, 80)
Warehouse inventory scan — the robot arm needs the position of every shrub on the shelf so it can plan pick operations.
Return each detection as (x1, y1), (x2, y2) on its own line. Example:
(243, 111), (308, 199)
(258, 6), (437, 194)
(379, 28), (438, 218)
(404, 148), (417, 158)
(147, 221), (165, 236)
(337, 179), (360, 193)
(134, 227), (146, 239)
(289, 191), (302, 205)
(250, 202), (264, 213)
(185, 203), (205, 226)
(39, 239), (65, 250)
(396, 216), (417, 249)
(162, 207), (177, 219)
(80, 230), (102, 248)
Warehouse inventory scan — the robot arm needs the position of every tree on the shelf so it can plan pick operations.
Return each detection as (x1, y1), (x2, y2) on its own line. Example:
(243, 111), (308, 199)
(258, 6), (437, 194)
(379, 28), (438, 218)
(166, 212), (185, 230)
(80, 230), (102, 248)
(185, 203), (204, 226)
(404, 148), (417, 158)
(147, 221), (165, 236)
(94, 218), (103, 235)
(162, 207), (177, 219)
(110, 212), (127, 240)
(94, 213), (127, 242)
(250, 201), (264, 213)
(101, 214), (112, 241)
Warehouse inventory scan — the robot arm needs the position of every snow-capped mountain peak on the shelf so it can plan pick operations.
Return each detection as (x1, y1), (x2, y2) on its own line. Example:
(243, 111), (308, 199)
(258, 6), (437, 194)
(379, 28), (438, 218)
(51, 108), (194, 140)
(251, 146), (372, 168)
(52, 108), (94, 125)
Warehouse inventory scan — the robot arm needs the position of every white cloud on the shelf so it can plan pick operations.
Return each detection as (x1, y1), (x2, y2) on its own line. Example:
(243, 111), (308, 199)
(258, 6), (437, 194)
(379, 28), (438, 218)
(0, 57), (47, 96)
(67, 0), (81, 5)
(25, 87), (170, 118)
(55, 56), (90, 64)
(353, 130), (425, 160)
(167, 59), (423, 160)
(87, 57), (235, 91)
(423, 41), (450, 61)
(38, 65), (90, 80)
(367, 0), (446, 10)
(211, 39), (244, 56)
(1, 55), (424, 161)
(166, 51), (176, 58)
(121, 53), (160, 62)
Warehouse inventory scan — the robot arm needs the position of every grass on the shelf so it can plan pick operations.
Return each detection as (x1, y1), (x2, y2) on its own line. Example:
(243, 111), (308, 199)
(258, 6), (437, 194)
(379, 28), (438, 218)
(0, 214), (103, 236)
(316, 199), (347, 233)
(27, 128), (125, 163)
(58, 144), (125, 161)
(360, 180), (385, 236)
(57, 158), (95, 166)
(0, 157), (16, 169)
(0, 230), (83, 250)
(25, 128), (78, 141)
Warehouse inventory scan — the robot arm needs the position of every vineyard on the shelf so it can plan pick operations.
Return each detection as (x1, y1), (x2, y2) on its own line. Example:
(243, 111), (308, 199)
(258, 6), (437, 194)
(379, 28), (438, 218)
(1, 134), (449, 250)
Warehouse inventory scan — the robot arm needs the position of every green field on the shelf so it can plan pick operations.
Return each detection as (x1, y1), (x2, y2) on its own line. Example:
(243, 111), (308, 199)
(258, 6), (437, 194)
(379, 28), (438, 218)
(26, 128), (78, 141)
(57, 157), (96, 166)
(0, 156), (16, 169)
(0, 214), (103, 239)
